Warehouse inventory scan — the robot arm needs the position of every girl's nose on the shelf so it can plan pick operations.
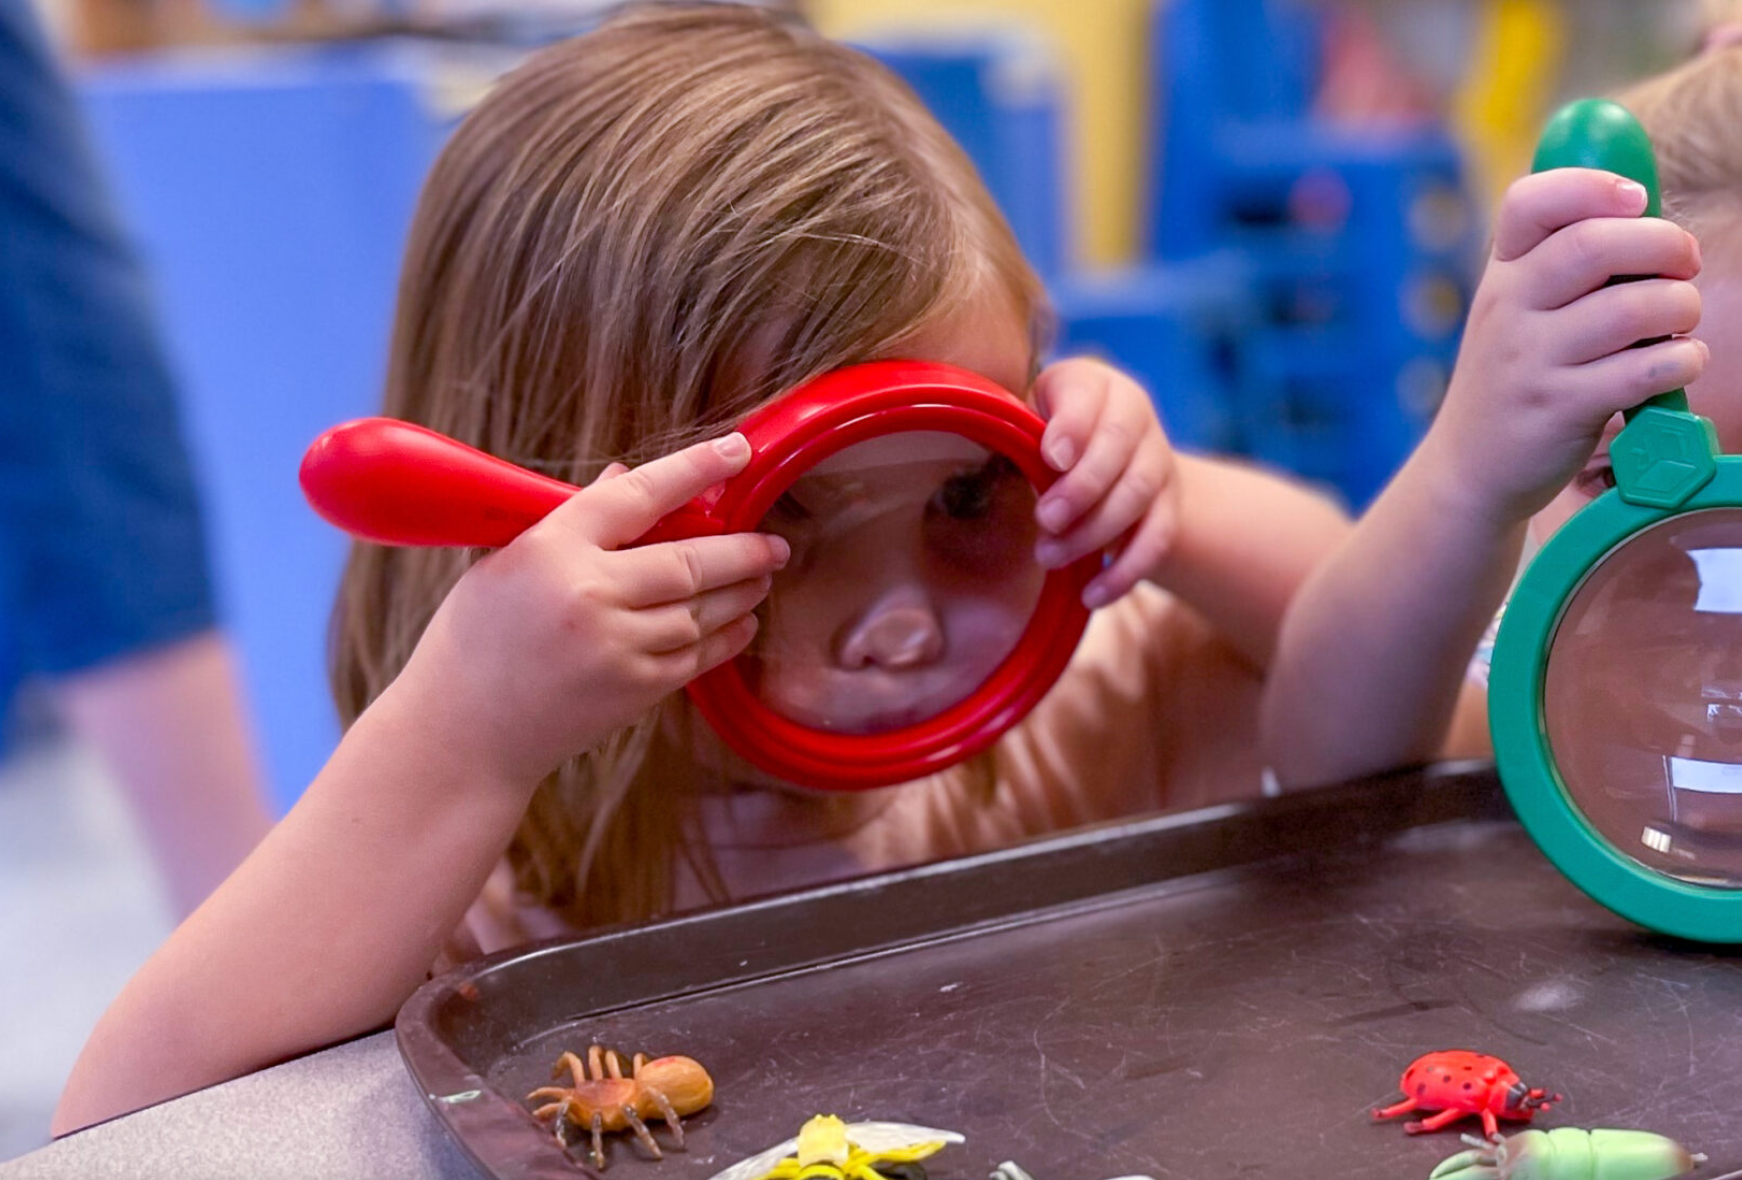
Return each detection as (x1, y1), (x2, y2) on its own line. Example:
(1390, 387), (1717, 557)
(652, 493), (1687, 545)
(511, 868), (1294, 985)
(837, 583), (944, 670)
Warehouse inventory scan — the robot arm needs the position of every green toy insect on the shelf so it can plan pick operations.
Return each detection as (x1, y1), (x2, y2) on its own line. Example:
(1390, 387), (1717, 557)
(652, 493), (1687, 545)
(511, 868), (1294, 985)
(1429, 1128), (1737, 1180)
(1489, 97), (1742, 943)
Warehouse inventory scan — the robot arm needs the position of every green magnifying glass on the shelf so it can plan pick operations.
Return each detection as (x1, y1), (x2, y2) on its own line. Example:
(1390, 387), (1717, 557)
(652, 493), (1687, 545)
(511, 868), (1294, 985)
(1490, 99), (1742, 942)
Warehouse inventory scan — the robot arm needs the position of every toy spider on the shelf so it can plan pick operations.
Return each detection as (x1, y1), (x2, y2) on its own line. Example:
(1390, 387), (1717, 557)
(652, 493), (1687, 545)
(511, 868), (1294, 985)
(526, 1045), (713, 1168)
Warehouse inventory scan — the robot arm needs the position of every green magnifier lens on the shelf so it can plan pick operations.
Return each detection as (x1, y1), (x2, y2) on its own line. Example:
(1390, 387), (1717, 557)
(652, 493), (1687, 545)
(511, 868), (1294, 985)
(1542, 510), (1742, 886)
(1490, 100), (1742, 942)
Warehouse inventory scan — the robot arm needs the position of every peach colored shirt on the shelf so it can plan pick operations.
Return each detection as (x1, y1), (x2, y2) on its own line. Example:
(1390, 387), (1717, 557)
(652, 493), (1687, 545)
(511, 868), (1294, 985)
(445, 583), (1266, 963)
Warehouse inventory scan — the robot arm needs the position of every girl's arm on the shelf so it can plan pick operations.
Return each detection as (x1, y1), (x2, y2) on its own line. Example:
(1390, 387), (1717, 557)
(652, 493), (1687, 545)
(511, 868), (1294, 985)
(1263, 169), (1706, 788)
(1260, 436), (1515, 787)
(1147, 452), (1351, 669)
(53, 435), (788, 1134)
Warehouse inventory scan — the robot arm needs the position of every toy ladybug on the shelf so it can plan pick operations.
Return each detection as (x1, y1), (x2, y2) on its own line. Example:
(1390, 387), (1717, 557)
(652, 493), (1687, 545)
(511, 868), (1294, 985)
(1375, 1051), (1560, 1138)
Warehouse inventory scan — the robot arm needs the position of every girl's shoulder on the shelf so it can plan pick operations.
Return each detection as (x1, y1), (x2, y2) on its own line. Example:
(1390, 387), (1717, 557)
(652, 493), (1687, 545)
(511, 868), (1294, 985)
(976, 582), (1269, 834)
(1060, 580), (1262, 712)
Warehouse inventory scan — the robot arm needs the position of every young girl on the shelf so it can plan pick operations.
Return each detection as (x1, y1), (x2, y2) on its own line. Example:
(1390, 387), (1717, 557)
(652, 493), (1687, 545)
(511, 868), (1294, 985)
(54, 3), (1352, 1132)
(1261, 46), (1734, 786)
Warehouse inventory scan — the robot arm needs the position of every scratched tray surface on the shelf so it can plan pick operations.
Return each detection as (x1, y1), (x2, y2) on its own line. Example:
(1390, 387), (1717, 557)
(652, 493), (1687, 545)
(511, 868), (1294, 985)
(397, 769), (1742, 1180)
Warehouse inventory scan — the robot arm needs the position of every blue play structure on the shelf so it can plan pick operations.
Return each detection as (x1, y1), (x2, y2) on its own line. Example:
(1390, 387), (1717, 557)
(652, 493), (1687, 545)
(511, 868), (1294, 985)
(65, 2), (1478, 809)
(1051, 256), (1256, 454)
(861, 32), (1067, 281)
(1146, 0), (1478, 506)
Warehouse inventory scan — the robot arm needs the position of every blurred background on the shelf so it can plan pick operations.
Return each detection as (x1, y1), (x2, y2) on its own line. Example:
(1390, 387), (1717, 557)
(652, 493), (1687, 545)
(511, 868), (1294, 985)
(0, 0), (1723, 1159)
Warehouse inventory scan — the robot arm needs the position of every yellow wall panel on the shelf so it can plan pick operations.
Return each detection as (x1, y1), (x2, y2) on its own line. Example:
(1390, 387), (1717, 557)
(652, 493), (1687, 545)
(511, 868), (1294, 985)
(811, 0), (1152, 266)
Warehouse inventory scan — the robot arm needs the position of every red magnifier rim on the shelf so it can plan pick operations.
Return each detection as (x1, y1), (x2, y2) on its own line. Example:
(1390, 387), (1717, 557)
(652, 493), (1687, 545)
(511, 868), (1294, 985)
(296, 360), (1097, 792)
(683, 360), (1096, 790)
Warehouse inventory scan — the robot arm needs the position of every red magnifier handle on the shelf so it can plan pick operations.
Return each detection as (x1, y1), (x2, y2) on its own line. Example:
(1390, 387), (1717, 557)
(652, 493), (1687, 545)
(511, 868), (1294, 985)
(300, 419), (577, 548)
(300, 418), (712, 548)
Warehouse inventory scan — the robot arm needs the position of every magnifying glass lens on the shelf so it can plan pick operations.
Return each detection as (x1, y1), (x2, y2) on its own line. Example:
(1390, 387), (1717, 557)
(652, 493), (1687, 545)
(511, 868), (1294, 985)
(742, 431), (1047, 735)
(1543, 509), (1742, 886)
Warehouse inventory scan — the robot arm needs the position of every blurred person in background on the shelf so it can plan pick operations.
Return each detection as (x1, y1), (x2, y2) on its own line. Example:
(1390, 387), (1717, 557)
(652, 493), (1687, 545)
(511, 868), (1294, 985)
(1, 0), (270, 916)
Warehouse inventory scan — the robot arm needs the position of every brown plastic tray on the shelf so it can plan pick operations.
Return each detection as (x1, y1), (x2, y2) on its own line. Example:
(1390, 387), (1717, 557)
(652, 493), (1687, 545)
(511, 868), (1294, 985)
(396, 766), (1742, 1180)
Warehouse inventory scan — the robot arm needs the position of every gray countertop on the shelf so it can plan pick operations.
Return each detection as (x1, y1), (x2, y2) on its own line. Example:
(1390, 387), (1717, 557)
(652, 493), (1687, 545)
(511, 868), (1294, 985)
(0, 1031), (480, 1180)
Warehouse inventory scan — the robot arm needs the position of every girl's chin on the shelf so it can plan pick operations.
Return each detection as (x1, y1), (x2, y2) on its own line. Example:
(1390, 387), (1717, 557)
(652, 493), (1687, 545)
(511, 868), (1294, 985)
(674, 700), (914, 798)
(754, 778), (849, 798)
(683, 729), (835, 796)
(721, 757), (888, 798)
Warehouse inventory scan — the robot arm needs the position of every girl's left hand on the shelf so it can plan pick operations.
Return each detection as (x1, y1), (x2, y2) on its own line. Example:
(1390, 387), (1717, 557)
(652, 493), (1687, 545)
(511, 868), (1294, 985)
(1031, 358), (1178, 608)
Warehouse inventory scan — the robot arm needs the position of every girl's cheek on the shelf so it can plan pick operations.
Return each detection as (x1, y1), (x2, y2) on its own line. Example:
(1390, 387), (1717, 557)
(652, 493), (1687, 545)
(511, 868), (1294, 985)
(1531, 487), (1590, 547)
(1688, 267), (1742, 448)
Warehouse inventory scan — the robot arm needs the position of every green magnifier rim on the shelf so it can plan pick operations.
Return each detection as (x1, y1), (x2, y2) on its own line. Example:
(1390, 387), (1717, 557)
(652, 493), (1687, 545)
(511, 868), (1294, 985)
(1491, 455), (1742, 943)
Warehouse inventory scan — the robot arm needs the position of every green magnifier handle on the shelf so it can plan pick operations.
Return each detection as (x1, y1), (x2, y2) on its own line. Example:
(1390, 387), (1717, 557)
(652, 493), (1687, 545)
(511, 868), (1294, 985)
(1532, 98), (1690, 420)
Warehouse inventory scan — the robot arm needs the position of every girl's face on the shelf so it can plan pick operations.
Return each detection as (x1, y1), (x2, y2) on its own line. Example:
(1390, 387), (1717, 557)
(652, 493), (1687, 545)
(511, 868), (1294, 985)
(692, 286), (1039, 783)
(1533, 230), (1742, 543)
(747, 432), (1043, 733)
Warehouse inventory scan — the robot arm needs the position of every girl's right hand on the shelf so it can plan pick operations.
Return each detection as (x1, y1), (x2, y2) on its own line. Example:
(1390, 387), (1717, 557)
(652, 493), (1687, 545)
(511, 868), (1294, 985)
(390, 433), (789, 785)
(1420, 167), (1707, 528)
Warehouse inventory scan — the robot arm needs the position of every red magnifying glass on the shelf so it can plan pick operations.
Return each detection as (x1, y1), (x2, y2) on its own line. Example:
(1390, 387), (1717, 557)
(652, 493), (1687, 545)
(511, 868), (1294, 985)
(300, 360), (1097, 789)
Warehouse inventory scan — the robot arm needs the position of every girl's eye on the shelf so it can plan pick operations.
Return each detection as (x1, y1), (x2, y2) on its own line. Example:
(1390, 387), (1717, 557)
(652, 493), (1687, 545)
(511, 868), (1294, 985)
(769, 491), (811, 522)
(931, 455), (1017, 521)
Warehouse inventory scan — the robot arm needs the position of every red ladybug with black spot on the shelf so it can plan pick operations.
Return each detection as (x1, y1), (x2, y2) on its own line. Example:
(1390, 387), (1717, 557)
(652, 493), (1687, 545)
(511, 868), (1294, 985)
(1373, 1050), (1560, 1138)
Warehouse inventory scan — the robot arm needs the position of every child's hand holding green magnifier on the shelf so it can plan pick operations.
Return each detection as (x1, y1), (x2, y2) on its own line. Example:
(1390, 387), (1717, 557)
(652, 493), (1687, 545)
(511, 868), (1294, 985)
(1423, 104), (1705, 529)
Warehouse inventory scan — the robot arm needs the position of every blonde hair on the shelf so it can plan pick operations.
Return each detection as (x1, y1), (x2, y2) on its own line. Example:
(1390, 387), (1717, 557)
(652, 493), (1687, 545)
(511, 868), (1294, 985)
(1618, 44), (1742, 241)
(330, 2), (1043, 929)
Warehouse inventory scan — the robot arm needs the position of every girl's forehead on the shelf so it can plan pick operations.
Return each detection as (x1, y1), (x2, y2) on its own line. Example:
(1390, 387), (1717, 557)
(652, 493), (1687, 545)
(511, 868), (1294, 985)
(1687, 259), (1742, 446)
(884, 285), (1036, 397)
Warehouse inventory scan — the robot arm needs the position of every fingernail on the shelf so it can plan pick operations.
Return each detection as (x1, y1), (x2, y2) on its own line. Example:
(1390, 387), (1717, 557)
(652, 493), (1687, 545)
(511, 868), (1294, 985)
(1617, 179), (1648, 209)
(1036, 541), (1065, 567)
(1044, 436), (1075, 471)
(1083, 581), (1111, 609)
(1691, 233), (1703, 271)
(1038, 499), (1072, 533)
(713, 433), (750, 461)
(767, 535), (791, 567)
